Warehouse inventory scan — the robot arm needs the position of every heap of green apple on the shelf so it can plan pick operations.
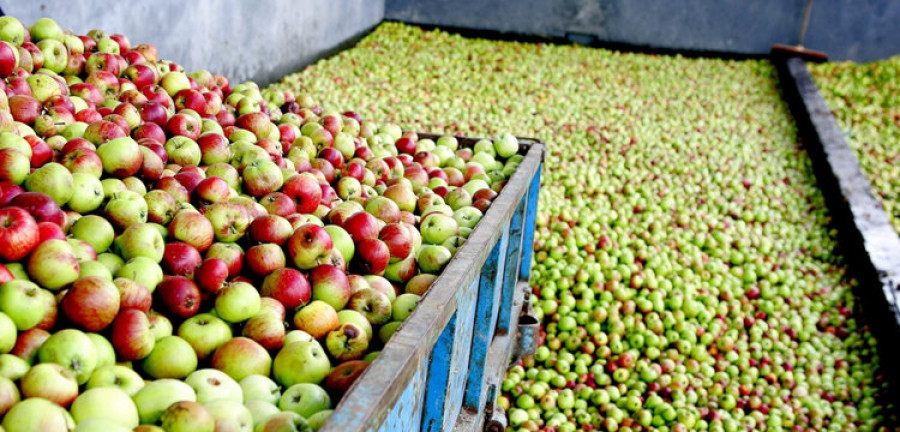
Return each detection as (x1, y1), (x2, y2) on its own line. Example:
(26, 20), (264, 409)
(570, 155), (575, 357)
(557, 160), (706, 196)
(0, 16), (522, 432)
(810, 57), (900, 234)
(269, 22), (893, 431)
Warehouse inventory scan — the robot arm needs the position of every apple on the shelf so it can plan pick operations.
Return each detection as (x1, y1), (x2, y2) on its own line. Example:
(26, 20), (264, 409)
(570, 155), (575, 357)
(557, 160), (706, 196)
(261, 267), (311, 310)
(26, 74), (63, 104)
(206, 242), (244, 277)
(10, 326), (48, 361)
(144, 190), (177, 226)
(0, 147), (29, 186)
(96, 136), (142, 178)
(0, 16), (25, 46)
(24, 162), (73, 206)
(323, 360), (369, 399)
(0, 353), (29, 381)
(26, 238), (80, 290)
(342, 211), (380, 242)
(71, 386), (140, 429)
(211, 337), (272, 382)
(352, 238), (390, 276)
(2, 397), (72, 432)
(162, 242), (202, 276)
(60, 276), (120, 331)
(104, 190), (148, 230)
(19, 362), (78, 407)
(378, 321), (402, 345)
(159, 401), (215, 432)
(116, 222), (165, 262)
(278, 382), (331, 419)
(347, 288), (393, 326)
(309, 264), (352, 310)
(177, 313), (233, 360)
(259, 192), (296, 217)
(242, 312), (286, 350)
(115, 256), (164, 293)
(168, 209), (215, 251)
(185, 368), (243, 404)
(86, 364), (145, 396)
(246, 243), (286, 275)
(231, 379), (272, 408)
(404, 274), (438, 296)
(287, 224), (333, 270)
(156, 275), (201, 318)
(249, 214), (293, 245)
(204, 399), (254, 432)
(243, 159), (284, 197)
(205, 201), (251, 242)
(110, 309), (155, 361)
(150, 309), (174, 340)
(132, 378), (197, 425)
(194, 258), (229, 294)
(0, 375), (18, 417)
(325, 322), (369, 362)
(193, 176), (232, 206)
(142, 335), (198, 379)
(256, 411), (312, 432)
(273, 340), (331, 387)
(383, 183), (417, 212)
(336, 310), (373, 342)
(0, 206), (38, 261)
(165, 136), (202, 166)
(292, 300), (340, 339)
(417, 244), (452, 273)
(282, 172), (322, 213)
(113, 277), (152, 312)
(38, 328), (97, 384)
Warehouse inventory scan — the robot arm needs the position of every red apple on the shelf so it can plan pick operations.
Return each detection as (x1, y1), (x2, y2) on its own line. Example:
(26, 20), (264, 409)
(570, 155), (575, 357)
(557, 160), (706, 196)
(155, 276), (201, 319)
(9, 192), (64, 226)
(37, 221), (65, 242)
(194, 258), (228, 294)
(110, 309), (155, 361)
(205, 242), (244, 278)
(245, 243), (286, 276)
(11, 327), (50, 363)
(352, 238), (390, 276)
(169, 210), (214, 252)
(249, 214), (293, 245)
(260, 268), (311, 310)
(342, 211), (380, 243)
(0, 206), (39, 261)
(60, 276), (121, 331)
(114, 277), (152, 312)
(162, 242), (202, 277)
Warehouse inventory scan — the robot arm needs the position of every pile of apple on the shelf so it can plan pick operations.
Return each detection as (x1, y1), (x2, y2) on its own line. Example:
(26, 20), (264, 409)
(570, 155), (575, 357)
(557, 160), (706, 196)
(0, 16), (523, 432)
(810, 57), (900, 234)
(270, 23), (894, 432)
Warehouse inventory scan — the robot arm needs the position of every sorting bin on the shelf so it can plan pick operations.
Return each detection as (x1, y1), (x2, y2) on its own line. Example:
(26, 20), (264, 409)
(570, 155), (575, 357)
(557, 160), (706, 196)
(320, 135), (545, 432)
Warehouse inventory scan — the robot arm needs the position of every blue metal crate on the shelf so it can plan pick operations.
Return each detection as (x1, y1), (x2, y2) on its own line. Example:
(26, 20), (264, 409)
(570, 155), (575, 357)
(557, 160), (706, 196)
(320, 135), (544, 432)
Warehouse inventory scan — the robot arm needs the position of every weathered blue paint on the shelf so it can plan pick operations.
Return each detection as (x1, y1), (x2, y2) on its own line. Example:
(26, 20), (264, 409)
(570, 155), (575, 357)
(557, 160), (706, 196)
(379, 359), (427, 432)
(421, 278), (478, 431)
(520, 166), (542, 280)
(464, 223), (509, 410)
(497, 199), (526, 334)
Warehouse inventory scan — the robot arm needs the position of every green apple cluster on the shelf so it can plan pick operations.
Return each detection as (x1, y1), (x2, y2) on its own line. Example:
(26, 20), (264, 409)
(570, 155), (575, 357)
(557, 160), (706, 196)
(0, 16), (521, 432)
(267, 23), (892, 432)
(810, 57), (900, 234)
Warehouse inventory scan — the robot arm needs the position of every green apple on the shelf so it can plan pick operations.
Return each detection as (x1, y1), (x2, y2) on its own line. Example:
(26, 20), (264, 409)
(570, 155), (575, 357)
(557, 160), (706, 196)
(245, 400), (280, 427)
(308, 410), (333, 430)
(115, 222), (165, 262)
(28, 17), (63, 41)
(214, 281), (260, 323)
(72, 418), (133, 432)
(240, 374), (281, 405)
(273, 340), (331, 387)
(24, 162), (73, 206)
(78, 260), (113, 280)
(2, 397), (72, 432)
(87, 332), (116, 369)
(142, 335), (197, 379)
(278, 383), (331, 419)
(325, 225), (355, 263)
(185, 368), (243, 404)
(104, 190), (148, 230)
(133, 378), (197, 425)
(177, 313), (233, 360)
(337, 309), (373, 340)
(0, 280), (48, 330)
(493, 132), (519, 158)
(211, 337), (272, 382)
(69, 215), (115, 255)
(97, 252), (125, 275)
(86, 364), (145, 396)
(25, 73), (62, 104)
(70, 386), (139, 428)
(0, 16), (26, 45)
(161, 71), (191, 96)
(38, 328), (97, 384)
(115, 257), (164, 292)
(0, 354), (29, 380)
(36, 39), (67, 73)
(0, 312), (14, 353)
(0, 148), (28, 185)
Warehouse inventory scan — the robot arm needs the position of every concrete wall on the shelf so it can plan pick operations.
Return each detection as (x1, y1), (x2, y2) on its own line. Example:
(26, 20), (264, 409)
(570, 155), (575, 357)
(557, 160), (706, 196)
(386, 0), (900, 62)
(3, 0), (384, 85)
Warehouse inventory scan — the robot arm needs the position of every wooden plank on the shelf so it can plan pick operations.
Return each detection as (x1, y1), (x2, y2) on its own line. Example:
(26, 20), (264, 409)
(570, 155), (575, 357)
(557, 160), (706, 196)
(519, 166), (542, 280)
(464, 224), (509, 410)
(497, 198), (526, 334)
(378, 358), (428, 432)
(321, 141), (544, 431)
(421, 277), (478, 431)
